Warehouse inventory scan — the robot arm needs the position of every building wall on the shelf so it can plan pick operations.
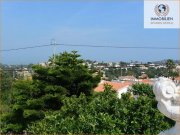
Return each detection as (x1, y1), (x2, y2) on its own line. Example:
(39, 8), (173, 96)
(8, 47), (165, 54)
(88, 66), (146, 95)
(117, 86), (129, 98)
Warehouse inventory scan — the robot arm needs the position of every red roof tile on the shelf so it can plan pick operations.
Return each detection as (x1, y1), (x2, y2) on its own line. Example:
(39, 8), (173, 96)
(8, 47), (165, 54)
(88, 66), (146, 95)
(175, 77), (180, 81)
(94, 81), (132, 92)
(138, 79), (152, 84)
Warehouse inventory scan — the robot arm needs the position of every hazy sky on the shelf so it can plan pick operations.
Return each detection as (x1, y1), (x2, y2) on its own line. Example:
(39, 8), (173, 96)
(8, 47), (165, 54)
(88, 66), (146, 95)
(1, 1), (179, 64)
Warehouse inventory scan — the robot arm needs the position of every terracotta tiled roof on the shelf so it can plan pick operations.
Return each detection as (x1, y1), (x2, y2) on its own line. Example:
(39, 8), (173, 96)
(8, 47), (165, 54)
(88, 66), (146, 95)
(119, 76), (137, 80)
(94, 81), (132, 92)
(138, 79), (152, 84)
(175, 77), (180, 81)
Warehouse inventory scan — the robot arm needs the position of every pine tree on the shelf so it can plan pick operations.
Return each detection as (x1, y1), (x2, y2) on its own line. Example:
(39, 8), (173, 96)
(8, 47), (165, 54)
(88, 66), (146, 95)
(1, 51), (101, 133)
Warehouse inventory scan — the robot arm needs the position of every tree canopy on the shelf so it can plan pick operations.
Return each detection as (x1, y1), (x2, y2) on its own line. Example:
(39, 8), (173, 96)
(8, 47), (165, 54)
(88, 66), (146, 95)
(0, 51), (101, 133)
(166, 59), (175, 72)
(0, 52), (175, 134)
(33, 51), (100, 96)
(27, 85), (174, 135)
(128, 83), (155, 98)
(165, 59), (176, 77)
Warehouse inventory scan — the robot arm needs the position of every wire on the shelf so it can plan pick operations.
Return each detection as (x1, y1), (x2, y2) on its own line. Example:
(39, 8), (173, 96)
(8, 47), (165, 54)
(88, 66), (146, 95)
(58, 44), (179, 50)
(1, 44), (51, 52)
(0, 43), (179, 52)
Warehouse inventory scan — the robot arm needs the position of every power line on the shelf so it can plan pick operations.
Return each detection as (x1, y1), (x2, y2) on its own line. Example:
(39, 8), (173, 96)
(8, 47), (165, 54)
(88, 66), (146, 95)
(0, 44), (51, 52)
(1, 69), (30, 71)
(58, 44), (180, 50)
(0, 43), (179, 52)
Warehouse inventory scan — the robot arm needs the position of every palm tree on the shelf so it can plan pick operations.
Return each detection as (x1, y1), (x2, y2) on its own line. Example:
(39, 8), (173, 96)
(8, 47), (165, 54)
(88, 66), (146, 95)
(165, 59), (175, 77)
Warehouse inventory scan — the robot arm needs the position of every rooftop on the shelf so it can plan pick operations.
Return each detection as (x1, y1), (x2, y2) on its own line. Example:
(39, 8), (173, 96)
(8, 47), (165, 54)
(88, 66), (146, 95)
(94, 81), (132, 92)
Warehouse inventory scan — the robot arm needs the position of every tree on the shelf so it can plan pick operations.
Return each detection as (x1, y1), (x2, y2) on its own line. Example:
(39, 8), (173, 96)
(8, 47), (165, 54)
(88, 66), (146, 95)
(0, 70), (13, 115)
(27, 85), (174, 134)
(145, 67), (169, 78)
(166, 59), (175, 76)
(119, 61), (127, 67)
(105, 67), (141, 81)
(1, 80), (46, 133)
(33, 51), (100, 96)
(128, 83), (154, 98)
(0, 51), (101, 133)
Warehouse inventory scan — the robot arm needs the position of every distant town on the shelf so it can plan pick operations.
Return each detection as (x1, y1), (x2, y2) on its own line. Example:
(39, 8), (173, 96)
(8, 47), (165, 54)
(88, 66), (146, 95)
(1, 51), (179, 134)
(1, 59), (179, 97)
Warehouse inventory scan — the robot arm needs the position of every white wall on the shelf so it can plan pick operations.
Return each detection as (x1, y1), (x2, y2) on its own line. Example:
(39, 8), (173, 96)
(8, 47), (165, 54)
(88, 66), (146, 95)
(117, 86), (129, 99)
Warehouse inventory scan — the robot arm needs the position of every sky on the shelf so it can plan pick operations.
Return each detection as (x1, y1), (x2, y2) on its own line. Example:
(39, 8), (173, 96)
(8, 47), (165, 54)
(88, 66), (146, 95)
(1, 1), (179, 64)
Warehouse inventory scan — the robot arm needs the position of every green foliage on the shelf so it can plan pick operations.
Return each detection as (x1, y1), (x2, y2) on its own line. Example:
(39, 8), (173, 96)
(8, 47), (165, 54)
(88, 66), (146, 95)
(33, 51), (100, 96)
(27, 86), (174, 134)
(165, 59), (177, 77)
(0, 71), (13, 127)
(105, 67), (141, 80)
(145, 66), (178, 78)
(105, 61), (178, 80)
(1, 54), (175, 134)
(169, 71), (179, 78)
(0, 71), (13, 107)
(1, 51), (100, 133)
(145, 67), (168, 78)
(1, 71), (13, 92)
(166, 59), (175, 71)
(1, 80), (44, 133)
(128, 83), (154, 98)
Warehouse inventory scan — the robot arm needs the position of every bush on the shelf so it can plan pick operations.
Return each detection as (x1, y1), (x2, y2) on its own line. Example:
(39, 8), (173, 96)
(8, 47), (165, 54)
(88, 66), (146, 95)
(27, 85), (174, 134)
(128, 83), (155, 98)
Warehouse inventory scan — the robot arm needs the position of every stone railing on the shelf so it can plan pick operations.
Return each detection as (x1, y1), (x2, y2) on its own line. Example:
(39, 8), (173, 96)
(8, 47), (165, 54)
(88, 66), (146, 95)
(153, 77), (180, 135)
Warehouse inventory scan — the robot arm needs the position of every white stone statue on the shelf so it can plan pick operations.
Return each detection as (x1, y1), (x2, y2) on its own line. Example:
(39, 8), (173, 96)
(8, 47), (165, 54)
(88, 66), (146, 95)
(153, 77), (180, 135)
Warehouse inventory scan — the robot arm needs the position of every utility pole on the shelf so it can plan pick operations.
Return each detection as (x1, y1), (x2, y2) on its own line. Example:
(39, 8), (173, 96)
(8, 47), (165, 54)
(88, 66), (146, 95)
(51, 39), (56, 65)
